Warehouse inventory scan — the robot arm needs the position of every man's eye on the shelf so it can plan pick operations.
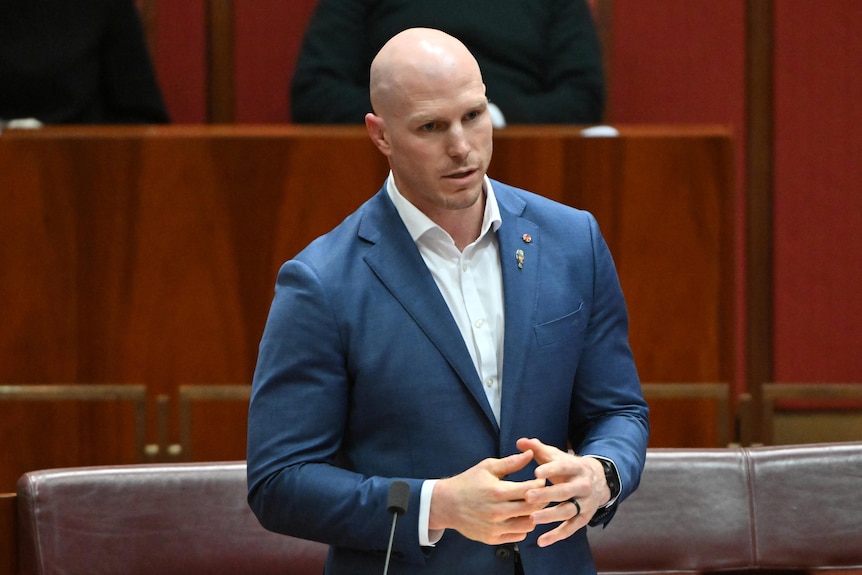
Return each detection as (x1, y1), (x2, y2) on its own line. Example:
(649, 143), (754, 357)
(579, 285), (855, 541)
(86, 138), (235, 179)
(465, 111), (479, 121)
(421, 122), (436, 132)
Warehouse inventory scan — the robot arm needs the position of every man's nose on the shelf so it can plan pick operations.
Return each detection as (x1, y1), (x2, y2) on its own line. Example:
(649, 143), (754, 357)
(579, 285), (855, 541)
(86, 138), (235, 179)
(447, 125), (470, 157)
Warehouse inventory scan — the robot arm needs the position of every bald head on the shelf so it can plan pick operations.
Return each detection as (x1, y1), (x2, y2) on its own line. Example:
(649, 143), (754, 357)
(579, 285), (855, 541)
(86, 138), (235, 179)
(369, 28), (485, 118)
(363, 27), (493, 237)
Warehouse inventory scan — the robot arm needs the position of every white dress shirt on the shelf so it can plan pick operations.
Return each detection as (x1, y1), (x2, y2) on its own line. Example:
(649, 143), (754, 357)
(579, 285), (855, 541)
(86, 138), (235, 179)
(386, 173), (504, 546)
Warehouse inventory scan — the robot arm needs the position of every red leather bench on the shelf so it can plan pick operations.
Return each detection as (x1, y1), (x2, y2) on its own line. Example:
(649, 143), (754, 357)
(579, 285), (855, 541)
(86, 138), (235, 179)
(589, 442), (862, 573)
(16, 462), (326, 575)
(13, 443), (862, 575)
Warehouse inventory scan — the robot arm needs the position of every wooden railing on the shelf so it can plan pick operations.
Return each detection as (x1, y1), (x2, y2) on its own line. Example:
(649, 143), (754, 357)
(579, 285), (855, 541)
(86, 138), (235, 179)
(0, 124), (734, 488)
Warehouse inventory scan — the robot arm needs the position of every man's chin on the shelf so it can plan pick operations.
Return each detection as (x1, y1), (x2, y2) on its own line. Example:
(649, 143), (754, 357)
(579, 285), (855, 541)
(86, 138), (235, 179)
(444, 185), (484, 211)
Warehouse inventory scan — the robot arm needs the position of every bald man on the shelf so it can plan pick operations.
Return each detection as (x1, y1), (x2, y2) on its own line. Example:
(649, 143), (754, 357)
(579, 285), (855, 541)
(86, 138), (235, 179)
(248, 28), (648, 575)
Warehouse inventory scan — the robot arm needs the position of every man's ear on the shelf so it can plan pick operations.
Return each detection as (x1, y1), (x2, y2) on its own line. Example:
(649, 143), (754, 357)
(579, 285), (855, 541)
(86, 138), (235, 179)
(365, 113), (391, 156)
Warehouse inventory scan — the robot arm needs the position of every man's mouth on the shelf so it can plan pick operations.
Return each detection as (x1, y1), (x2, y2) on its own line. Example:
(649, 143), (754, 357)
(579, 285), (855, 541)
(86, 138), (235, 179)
(445, 168), (477, 179)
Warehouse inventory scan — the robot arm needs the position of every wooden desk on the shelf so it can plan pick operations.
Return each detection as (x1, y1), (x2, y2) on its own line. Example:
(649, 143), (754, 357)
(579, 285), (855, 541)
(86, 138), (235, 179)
(0, 125), (734, 482)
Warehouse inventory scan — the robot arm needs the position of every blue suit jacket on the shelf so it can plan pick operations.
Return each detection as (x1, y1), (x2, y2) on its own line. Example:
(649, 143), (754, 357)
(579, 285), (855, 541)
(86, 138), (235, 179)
(247, 180), (649, 575)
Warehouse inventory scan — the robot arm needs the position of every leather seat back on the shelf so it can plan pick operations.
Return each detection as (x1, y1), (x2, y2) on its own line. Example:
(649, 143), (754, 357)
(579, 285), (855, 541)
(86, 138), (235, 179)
(751, 442), (862, 570)
(589, 448), (754, 574)
(17, 461), (327, 575)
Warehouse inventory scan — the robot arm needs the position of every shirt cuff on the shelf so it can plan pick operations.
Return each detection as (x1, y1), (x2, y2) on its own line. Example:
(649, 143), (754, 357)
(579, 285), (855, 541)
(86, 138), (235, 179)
(419, 479), (445, 546)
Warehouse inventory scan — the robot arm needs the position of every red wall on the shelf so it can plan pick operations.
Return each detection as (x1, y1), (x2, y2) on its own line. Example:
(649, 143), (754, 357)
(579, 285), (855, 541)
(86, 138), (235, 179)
(772, 1), (862, 381)
(149, 0), (862, 388)
(234, 0), (316, 122)
(151, 0), (314, 123)
(608, 1), (862, 387)
(153, 0), (208, 123)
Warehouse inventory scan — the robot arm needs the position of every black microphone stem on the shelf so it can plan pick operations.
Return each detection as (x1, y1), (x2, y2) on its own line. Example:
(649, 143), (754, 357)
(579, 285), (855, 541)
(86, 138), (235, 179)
(383, 512), (399, 575)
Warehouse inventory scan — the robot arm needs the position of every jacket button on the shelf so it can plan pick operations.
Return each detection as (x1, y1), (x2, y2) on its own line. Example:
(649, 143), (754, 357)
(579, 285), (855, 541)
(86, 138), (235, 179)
(495, 547), (511, 560)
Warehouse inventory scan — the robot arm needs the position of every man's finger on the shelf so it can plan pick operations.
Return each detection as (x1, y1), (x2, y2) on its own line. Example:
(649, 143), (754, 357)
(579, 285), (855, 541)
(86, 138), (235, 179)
(517, 437), (564, 464)
(536, 518), (584, 548)
(487, 449), (534, 478)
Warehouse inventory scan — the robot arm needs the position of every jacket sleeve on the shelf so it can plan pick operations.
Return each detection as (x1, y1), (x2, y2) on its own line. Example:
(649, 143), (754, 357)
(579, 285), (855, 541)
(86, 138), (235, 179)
(568, 213), (650, 523)
(246, 258), (429, 566)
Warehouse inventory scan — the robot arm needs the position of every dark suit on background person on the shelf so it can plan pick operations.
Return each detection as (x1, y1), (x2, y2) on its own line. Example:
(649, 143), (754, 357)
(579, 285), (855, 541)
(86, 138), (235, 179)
(248, 28), (647, 575)
(290, 0), (605, 125)
(0, 0), (169, 124)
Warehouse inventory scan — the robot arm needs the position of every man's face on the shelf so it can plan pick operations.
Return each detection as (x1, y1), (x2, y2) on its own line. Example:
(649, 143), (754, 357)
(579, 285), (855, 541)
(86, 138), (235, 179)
(376, 73), (493, 218)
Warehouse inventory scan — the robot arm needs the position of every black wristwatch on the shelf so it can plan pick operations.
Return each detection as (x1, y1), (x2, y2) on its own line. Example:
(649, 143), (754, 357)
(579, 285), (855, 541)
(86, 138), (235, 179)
(599, 458), (621, 500)
(589, 458), (621, 525)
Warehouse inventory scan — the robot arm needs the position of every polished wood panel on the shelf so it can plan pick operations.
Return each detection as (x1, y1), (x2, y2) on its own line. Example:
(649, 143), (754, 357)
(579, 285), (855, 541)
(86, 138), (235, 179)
(178, 384), (250, 461)
(745, 0), (775, 436)
(641, 383), (732, 447)
(493, 125), (735, 388)
(0, 385), (148, 491)
(0, 385), (146, 437)
(0, 125), (733, 472)
(0, 493), (15, 575)
(738, 383), (862, 446)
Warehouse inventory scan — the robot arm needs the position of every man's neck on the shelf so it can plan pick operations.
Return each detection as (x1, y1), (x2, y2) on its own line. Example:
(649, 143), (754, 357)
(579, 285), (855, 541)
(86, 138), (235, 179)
(433, 198), (485, 252)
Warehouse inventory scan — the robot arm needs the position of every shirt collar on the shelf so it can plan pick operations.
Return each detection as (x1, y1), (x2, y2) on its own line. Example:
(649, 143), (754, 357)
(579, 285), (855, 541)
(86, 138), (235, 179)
(385, 171), (502, 245)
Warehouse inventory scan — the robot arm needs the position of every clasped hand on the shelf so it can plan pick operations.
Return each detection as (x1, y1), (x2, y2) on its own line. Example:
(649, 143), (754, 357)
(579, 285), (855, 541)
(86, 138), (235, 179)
(429, 437), (610, 548)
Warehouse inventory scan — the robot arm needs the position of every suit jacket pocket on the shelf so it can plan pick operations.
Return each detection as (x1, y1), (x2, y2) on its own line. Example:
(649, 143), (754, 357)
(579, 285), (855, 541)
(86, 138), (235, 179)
(533, 301), (586, 348)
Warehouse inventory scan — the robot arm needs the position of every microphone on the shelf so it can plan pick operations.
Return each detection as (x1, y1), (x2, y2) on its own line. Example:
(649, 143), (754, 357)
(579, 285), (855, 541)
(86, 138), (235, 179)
(383, 480), (410, 575)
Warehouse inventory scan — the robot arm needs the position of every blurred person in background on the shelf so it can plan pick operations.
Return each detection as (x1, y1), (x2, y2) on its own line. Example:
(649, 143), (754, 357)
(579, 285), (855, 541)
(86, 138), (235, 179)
(290, 0), (604, 127)
(0, 0), (169, 125)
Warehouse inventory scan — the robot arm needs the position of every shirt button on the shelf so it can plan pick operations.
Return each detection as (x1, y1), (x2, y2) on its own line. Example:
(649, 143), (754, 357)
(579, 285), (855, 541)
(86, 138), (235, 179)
(485, 377), (494, 388)
(461, 263), (469, 272)
(474, 319), (484, 328)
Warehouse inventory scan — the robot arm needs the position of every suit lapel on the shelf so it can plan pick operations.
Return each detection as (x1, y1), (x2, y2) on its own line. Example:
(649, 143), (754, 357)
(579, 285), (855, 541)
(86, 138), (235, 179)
(495, 185), (540, 431)
(359, 190), (500, 431)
